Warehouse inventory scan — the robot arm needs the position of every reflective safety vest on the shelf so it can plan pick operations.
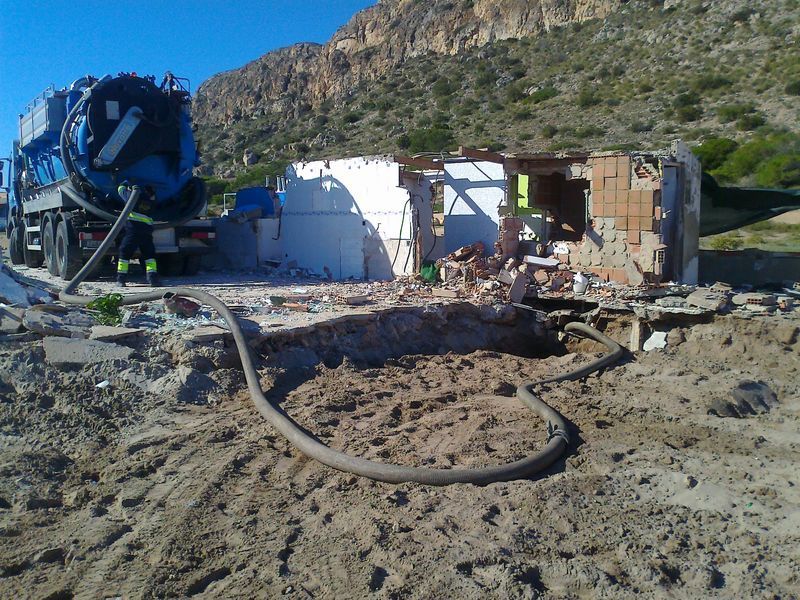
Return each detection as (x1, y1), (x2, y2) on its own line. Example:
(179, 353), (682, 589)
(128, 212), (154, 225)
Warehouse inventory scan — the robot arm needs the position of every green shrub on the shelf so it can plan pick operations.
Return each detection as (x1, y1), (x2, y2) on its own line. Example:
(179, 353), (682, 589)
(528, 86), (558, 104)
(676, 105), (703, 122)
(717, 103), (755, 123)
(576, 87), (600, 108)
(432, 79), (459, 98)
(673, 91), (701, 108)
(691, 74), (732, 93)
(708, 235), (743, 251)
(630, 121), (654, 133)
(575, 125), (605, 139)
(736, 114), (766, 131)
(786, 80), (800, 96)
(693, 137), (739, 170)
(541, 124), (558, 139)
(406, 127), (456, 153)
(343, 111), (362, 124)
(754, 154), (800, 187)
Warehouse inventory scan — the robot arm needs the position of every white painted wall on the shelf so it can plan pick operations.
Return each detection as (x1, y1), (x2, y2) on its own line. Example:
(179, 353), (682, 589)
(281, 156), (414, 280)
(444, 160), (506, 254)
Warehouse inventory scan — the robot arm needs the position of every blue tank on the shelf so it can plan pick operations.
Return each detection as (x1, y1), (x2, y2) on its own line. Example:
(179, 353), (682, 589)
(11, 72), (205, 225)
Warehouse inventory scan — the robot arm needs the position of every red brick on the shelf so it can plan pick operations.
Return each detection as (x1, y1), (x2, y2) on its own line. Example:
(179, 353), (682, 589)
(605, 177), (617, 191)
(629, 202), (642, 217)
(629, 216), (641, 230)
(641, 189), (654, 204)
(629, 190), (642, 203)
(616, 216), (628, 229)
(654, 206), (662, 220)
(616, 203), (628, 217)
(618, 175), (630, 191)
(628, 230), (641, 244)
(605, 161), (617, 177)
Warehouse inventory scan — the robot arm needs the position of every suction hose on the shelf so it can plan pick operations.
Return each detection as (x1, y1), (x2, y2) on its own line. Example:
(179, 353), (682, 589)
(59, 189), (623, 485)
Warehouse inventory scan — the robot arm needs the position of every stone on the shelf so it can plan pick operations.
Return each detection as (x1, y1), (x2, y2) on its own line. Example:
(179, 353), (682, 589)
(522, 256), (560, 268)
(43, 337), (134, 367)
(432, 288), (460, 299)
(0, 306), (25, 334)
(507, 273), (527, 303)
(686, 289), (728, 312)
(630, 319), (646, 352)
(89, 326), (143, 342)
(183, 325), (231, 343)
(497, 269), (515, 285)
(0, 270), (32, 306)
(643, 331), (667, 352)
(23, 308), (94, 338)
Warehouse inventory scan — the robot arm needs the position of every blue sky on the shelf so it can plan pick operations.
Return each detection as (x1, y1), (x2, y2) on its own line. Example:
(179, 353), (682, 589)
(0, 0), (376, 158)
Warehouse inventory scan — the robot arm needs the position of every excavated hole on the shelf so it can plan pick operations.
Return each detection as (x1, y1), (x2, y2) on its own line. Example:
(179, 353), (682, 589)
(255, 303), (583, 470)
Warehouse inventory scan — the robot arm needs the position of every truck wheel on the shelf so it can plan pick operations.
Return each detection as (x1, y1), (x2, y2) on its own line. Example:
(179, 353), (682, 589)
(22, 223), (44, 268)
(42, 216), (59, 276)
(8, 224), (25, 265)
(55, 219), (83, 280)
(183, 255), (201, 276)
(158, 254), (184, 276)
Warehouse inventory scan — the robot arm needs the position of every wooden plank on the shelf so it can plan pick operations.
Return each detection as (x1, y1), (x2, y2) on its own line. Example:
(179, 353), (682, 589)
(458, 146), (505, 164)
(394, 155), (441, 170)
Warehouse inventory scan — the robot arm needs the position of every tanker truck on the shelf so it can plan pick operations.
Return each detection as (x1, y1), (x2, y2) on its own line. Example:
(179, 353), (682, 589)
(1, 72), (215, 279)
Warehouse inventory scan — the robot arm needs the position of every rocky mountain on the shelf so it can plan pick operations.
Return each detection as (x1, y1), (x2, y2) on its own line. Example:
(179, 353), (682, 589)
(194, 0), (618, 129)
(194, 0), (800, 181)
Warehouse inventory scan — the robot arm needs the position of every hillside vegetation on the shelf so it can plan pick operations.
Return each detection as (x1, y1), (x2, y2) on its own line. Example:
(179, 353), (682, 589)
(196, 0), (800, 197)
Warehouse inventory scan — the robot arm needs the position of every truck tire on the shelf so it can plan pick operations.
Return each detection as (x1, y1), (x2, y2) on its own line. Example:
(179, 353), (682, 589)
(183, 255), (201, 276)
(55, 219), (83, 280)
(42, 216), (59, 276)
(22, 223), (44, 268)
(8, 224), (25, 265)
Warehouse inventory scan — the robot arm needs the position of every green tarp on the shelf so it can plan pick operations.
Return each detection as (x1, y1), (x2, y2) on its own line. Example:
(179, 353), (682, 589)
(700, 173), (800, 237)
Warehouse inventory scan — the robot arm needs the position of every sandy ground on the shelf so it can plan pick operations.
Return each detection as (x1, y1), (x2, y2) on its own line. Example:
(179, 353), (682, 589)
(0, 258), (799, 600)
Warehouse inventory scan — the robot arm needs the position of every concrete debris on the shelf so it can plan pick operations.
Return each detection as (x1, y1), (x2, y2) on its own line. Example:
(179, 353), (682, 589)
(23, 307), (94, 338)
(686, 289), (729, 312)
(432, 288), (460, 299)
(341, 294), (370, 306)
(183, 325), (231, 343)
(89, 326), (144, 342)
(0, 305), (25, 334)
(643, 331), (668, 352)
(43, 337), (135, 367)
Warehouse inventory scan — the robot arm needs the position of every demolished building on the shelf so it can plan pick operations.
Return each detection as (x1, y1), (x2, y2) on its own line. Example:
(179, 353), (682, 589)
(216, 141), (705, 287)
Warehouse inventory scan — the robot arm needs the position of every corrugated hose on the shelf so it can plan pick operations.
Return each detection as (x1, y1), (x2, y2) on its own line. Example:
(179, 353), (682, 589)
(58, 187), (624, 485)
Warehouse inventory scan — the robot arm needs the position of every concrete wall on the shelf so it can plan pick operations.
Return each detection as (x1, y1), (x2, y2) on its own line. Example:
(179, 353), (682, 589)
(282, 156), (415, 280)
(673, 140), (701, 285)
(443, 160), (506, 254)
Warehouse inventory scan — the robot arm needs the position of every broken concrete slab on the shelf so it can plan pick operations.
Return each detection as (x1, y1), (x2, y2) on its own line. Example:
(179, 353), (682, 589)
(0, 306), (25, 334)
(643, 331), (667, 352)
(23, 308), (94, 338)
(89, 326), (144, 342)
(497, 269), (515, 285)
(43, 337), (135, 367)
(341, 294), (369, 306)
(432, 288), (460, 299)
(0, 269), (33, 306)
(183, 325), (231, 343)
(686, 289), (728, 312)
(522, 256), (560, 269)
(508, 274), (527, 303)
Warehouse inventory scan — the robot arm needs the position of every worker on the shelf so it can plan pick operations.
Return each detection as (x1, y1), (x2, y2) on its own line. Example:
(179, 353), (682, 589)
(267, 185), (281, 217)
(116, 184), (161, 287)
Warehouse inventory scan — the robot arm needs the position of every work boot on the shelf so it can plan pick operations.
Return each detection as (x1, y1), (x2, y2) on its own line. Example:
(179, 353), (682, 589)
(147, 272), (162, 287)
(116, 275), (127, 288)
